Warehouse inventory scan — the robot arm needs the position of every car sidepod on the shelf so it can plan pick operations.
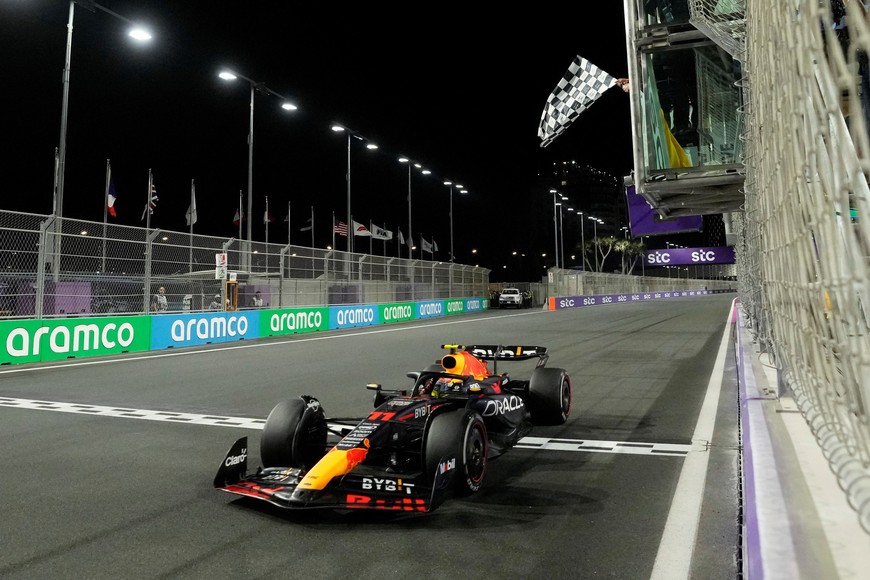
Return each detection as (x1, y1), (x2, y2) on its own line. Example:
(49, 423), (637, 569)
(527, 367), (572, 425)
(468, 390), (530, 453)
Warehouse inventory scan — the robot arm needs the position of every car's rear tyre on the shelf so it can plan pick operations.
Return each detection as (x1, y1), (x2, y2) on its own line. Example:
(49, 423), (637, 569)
(528, 367), (572, 425)
(424, 409), (488, 495)
(260, 396), (327, 469)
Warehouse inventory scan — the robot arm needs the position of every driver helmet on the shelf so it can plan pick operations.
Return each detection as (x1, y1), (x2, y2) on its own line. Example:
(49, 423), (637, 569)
(431, 377), (461, 397)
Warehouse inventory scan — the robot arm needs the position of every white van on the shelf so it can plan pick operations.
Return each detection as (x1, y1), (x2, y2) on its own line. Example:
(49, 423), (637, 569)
(498, 288), (523, 309)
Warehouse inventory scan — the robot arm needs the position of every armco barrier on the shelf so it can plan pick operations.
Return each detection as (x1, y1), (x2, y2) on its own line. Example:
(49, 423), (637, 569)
(548, 288), (734, 310)
(0, 297), (489, 366)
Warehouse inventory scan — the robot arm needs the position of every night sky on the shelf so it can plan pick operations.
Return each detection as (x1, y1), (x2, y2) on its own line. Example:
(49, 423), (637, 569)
(1, 1), (633, 270)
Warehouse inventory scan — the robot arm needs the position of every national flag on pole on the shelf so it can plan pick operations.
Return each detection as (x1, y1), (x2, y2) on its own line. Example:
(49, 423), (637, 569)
(352, 220), (371, 236)
(186, 184), (197, 226)
(397, 228), (405, 247)
(141, 180), (158, 221)
(107, 178), (118, 218)
(371, 224), (392, 240)
(433, 239), (439, 252)
(263, 210), (273, 224)
(233, 209), (245, 225)
(300, 217), (313, 231)
(334, 219), (348, 237)
(421, 237), (433, 254)
(538, 54), (618, 148)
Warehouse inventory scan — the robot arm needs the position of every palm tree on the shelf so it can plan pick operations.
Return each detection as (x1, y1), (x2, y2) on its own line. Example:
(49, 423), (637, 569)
(593, 237), (616, 272)
(617, 240), (646, 275)
(614, 239), (631, 273)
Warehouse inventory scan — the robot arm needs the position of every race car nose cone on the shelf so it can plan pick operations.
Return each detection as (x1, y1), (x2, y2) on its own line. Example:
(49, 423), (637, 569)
(291, 489), (320, 504)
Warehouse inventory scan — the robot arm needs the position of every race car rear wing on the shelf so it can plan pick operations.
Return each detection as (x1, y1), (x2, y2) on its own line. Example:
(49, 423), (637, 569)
(443, 344), (550, 373)
(452, 344), (547, 360)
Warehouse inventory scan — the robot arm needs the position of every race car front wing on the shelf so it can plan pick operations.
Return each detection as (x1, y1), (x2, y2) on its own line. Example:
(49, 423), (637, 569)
(214, 437), (452, 512)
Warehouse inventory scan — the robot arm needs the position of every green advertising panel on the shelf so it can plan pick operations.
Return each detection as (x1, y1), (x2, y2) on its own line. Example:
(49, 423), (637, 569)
(380, 302), (415, 324)
(0, 316), (151, 365)
(444, 299), (466, 315)
(261, 307), (329, 336)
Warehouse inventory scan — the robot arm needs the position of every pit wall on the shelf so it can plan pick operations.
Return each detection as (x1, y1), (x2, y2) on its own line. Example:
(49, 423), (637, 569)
(0, 297), (488, 366)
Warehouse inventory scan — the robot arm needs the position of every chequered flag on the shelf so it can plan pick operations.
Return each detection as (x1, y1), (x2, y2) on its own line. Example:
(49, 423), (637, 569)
(538, 55), (617, 148)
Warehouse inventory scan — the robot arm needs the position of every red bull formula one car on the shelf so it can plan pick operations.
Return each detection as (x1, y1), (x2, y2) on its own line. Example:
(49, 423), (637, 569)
(214, 344), (571, 513)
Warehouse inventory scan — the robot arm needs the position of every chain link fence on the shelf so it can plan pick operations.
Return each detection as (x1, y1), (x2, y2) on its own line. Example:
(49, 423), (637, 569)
(731, 0), (870, 532)
(0, 210), (490, 318)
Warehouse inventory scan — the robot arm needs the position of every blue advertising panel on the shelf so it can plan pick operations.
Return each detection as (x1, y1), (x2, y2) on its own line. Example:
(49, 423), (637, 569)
(416, 300), (445, 319)
(150, 311), (260, 349)
(329, 304), (380, 329)
(644, 246), (735, 266)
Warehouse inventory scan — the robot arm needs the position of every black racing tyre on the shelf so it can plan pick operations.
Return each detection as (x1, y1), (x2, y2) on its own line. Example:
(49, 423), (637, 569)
(260, 396), (327, 469)
(527, 367), (572, 425)
(424, 409), (488, 496)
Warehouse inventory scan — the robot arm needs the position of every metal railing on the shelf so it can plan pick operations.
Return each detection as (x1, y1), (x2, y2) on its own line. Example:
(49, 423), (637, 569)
(0, 210), (491, 318)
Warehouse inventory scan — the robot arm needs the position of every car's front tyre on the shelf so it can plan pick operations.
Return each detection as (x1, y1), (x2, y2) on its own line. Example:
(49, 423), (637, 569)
(260, 396), (327, 469)
(424, 409), (488, 495)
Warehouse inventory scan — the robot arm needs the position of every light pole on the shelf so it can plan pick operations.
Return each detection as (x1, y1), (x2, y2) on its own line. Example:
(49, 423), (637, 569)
(399, 158), (412, 258)
(331, 126), (377, 257)
(444, 181), (454, 262)
(588, 215), (600, 272)
(399, 157), (424, 259)
(578, 211), (585, 271)
(219, 69), (297, 270)
(444, 181), (468, 262)
(55, 1), (152, 221)
(549, 189), (559, 269)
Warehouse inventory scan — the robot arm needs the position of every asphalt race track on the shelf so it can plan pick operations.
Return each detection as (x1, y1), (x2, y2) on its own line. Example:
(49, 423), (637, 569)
(0, 295), (739, 579)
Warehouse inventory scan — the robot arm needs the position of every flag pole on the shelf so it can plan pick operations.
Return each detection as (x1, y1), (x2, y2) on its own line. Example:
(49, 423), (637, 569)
(331, 210), (336, 280)
(146, 168), (152, 232)
(369, 220), (373, 256)
(310, 205), (315, 248)
(102, 159), (109, 273)
(265, 195), (270, 275)
(287, 200), (291, 246)
(189, 179), (195, 273)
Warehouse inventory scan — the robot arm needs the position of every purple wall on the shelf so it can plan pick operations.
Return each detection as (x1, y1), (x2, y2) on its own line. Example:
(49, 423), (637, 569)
(626, 185), (703, 236)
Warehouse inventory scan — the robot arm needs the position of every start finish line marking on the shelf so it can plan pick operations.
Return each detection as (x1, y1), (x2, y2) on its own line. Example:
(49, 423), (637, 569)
(0, 397), (695, 457)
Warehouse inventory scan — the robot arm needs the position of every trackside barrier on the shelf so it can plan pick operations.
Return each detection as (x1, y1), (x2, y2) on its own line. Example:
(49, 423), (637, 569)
(548, 288), (734, 310)
(0, 297), (488, 366)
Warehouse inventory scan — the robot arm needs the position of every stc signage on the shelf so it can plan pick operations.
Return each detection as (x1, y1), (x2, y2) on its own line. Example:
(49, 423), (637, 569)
(644, 246), (735, 266)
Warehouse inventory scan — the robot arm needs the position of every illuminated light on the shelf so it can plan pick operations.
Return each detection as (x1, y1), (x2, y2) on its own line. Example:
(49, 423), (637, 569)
(128, 28), (152, 42)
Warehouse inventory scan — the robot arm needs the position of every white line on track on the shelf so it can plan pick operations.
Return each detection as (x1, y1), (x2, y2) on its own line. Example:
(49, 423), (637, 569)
(649, 298), (735, 580)
(0, 396), (695, 457)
